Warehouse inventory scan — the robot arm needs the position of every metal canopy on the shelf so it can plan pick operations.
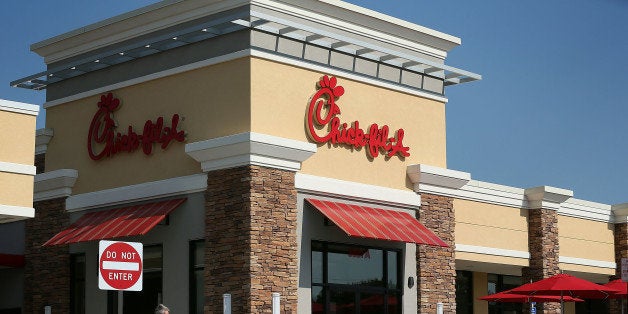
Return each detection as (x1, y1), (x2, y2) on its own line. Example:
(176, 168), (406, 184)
(12, 10), (480, 90)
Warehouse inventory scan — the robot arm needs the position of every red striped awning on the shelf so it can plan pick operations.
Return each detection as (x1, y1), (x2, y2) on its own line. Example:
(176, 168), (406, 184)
(43, 198), (186, 246)
(306, 198), (447, 247)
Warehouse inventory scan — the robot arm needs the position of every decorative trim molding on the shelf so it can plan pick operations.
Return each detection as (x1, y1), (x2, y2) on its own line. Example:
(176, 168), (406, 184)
(66, 173), (207, 212)
(185, 132), (317, 172)
(295, 173), (421, 210)
(455, 244), (530, 259)
(560, 198), (613, 222)
(612, 203), (628, 224)
(524, 186), (573, 211)
(0, 205), (35, 220)
(35, 128), (54, 155)
(407, 164), (470, 189)
(250, 49), (449, 103)
(407, 164), (612, 222)
(0, 161), (36, 176)
(43, 50), (251, 108)
(0, 99), (39, 116)
(33, 169), (78, 202)
(559, 256), (616, 269)
(43, 48), (450, 109)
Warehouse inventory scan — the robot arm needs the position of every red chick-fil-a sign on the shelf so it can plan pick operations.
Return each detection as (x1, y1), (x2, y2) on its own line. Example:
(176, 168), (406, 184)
(87, 93), (185, 160)
(306, 76), (410, 158)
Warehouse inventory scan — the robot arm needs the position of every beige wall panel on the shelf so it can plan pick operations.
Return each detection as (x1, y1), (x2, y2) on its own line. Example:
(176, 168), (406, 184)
(558, 216), (614, 262)
(455, 199), (528, 251)
(559, 263), (614, 276)
(45, 59), (250, 194)
(0, 111), (36, 165)
(0, 173), (33, 207)
(473, 272), (488, 314)
(456, 252), (529, 267)
(250, 58), (446, 190)
(456, 223), (528, 252)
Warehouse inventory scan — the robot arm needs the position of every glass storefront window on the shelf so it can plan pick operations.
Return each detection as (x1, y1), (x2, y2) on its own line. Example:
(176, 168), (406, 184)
(487, 274), (522, 314)
(311, 241), (401, 314)
(190, 240), (204, 314)
(70, 254), (86, 314)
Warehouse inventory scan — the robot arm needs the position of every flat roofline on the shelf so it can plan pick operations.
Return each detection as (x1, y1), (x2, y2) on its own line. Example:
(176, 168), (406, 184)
(31, 0), (461, 61)
(317, 0), (460, 46)
(30, 0), (183, 53)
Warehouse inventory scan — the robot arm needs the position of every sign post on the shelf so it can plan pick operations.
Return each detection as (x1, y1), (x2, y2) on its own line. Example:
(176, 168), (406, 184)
(98, 240), (143, 291)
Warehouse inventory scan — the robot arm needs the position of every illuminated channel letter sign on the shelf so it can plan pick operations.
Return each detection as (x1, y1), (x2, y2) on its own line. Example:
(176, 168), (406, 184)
(87, 93), (185, 160)
(306, 75), (410, 158)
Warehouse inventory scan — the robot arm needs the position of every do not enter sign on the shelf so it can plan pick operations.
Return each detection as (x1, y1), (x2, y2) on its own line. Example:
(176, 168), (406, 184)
(98, 240), (143, 291)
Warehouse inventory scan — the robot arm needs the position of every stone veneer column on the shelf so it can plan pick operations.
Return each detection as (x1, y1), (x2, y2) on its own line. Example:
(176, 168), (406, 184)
(406, 164), (471, 314)
(523, 186), (572, 314)
(25, 169), (77, 314)
(610, 203), (628, 314)
(205, 165), (298, 313)
(417, 193), (457, 313)
(185, 132), (316, 314)
(24, 197), (70, 314)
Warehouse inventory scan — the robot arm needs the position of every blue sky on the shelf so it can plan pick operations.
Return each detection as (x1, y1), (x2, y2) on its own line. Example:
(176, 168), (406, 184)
(1, 1), (626, 205)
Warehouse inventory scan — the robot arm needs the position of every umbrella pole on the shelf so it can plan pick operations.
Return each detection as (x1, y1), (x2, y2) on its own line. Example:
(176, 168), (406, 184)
(561, 291), (564, 314)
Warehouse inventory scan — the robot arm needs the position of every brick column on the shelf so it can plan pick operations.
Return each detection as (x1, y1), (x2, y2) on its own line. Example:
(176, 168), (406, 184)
(611, 203), (628, 314)
(417, 193), (456, 313)
(205, 165), (298, 313)
(523, 186), (572, 314)
(24, 197), (70, 314)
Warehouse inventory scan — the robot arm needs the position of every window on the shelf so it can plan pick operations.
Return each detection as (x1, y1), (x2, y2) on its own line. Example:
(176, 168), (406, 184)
(455, 270), (473, 314)
(312, 241), (402, 314)
(70, 254), (86, 314)
(488, 274), (522, 314)
(190, 240), (205, 314)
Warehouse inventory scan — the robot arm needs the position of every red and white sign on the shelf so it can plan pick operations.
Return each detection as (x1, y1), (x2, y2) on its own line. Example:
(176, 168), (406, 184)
(87, 93), (185, 161)
(306, 75), (410, 159)
(98, 240), (143, 291)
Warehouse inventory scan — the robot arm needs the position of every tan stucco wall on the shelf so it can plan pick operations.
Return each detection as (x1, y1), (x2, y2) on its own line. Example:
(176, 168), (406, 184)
(456, 252), (529, 267)
(559, 263), (615, 276)
(558, 215), (614, 263)
(0, 173), (34, 208)
(0, 110), (36, 165)
(251, 57), (446, 190)
(45, 58), (250, 194)
(455, 199), (529, 253)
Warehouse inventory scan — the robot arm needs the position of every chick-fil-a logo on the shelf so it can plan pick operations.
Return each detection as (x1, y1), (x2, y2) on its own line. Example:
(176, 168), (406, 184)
(87, 93), (185, 161)
(306, 76), (410, 158)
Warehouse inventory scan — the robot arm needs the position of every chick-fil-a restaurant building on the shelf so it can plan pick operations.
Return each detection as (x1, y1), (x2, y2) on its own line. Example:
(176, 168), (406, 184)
(2, 1), (627, 313)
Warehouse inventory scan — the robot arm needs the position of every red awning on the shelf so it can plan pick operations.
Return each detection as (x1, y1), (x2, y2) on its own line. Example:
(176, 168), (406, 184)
(0, 253), (25, 268)
(306, 198), (447, 247)
(43, 198), (186, 246)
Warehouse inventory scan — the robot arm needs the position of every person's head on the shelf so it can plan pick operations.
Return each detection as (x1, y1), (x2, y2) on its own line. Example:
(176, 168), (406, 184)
(155, 304), (170, 314)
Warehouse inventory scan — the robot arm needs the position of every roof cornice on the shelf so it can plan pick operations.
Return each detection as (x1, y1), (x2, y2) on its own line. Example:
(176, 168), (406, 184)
(31, 0), (460, 65)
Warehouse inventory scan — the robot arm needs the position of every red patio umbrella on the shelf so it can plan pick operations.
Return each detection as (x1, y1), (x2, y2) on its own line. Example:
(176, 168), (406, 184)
(604, 279), (628, 297)
(480, 289), (584, 303)
(508, 274), (620, 314)
(604, 280), (628, 314)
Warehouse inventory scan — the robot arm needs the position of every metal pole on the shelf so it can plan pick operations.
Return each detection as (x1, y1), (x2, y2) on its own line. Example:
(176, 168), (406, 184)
(436, 302), (443, 314)
(272, 293), (280, 314)
(223, 293), (231, 314)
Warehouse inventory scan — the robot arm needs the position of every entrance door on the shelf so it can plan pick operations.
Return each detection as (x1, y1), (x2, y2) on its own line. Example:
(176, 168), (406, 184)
(123, 271), (162, 313)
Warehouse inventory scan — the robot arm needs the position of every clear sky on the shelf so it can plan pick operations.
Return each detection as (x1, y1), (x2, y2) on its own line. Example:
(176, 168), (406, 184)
(1, 1), (626, 205)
